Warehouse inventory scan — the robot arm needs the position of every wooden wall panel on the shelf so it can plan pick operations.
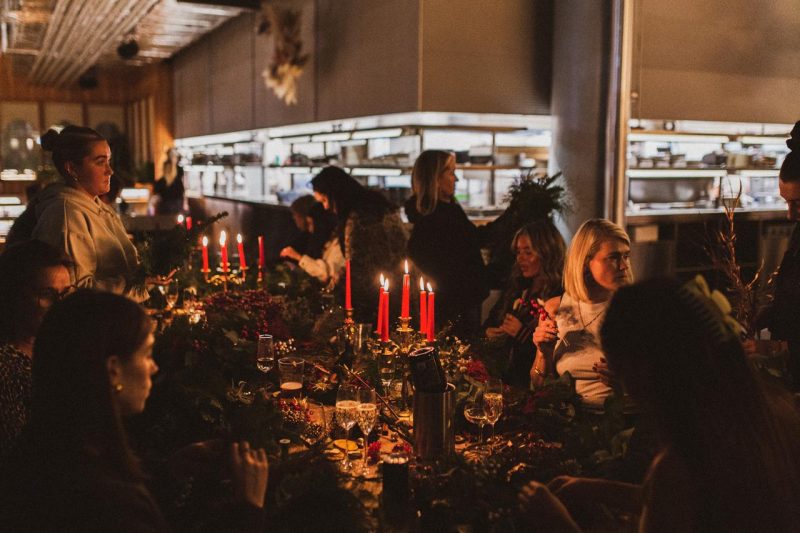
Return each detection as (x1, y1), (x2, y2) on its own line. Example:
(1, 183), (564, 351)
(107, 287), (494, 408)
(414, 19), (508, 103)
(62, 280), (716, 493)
(632, 0), (800, 123)
(420, 0), (552, 115)
(173, 38), (211, 138)
(315, 0), (419, 121)
(210, 14), (255, 134)
(43, 102), (83, 128)
(88, 104), (126, 132)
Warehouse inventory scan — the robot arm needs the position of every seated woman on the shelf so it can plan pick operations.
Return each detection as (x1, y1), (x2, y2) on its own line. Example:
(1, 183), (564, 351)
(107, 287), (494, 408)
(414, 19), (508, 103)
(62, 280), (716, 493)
(280, 200), (344, 286)
(485, 221), (565, 388)
(311, 166), (407, 322)
(520, 277), (800, 532)
(531, 219), (632, 410)
(0, 240), (73, 463)
(25, 126), (145, 295)
(0, 290), (269, 531)
(406, 150), (488, 333)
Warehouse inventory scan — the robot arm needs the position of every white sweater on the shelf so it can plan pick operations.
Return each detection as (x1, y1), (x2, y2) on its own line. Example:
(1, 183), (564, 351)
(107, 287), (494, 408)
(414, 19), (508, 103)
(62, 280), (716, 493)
(32, 183), (139, 295)
(298, 237), (344, 286)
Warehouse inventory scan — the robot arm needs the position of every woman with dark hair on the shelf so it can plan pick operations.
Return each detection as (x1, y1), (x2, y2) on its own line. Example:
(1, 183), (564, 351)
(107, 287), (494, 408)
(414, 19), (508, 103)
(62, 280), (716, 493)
(20, 126), (143, 295)
(311, 166), (407, 321)
(0, 240), (73, 462)
(0, 290), (269, 531)
(520, 277), (800, 532)
(764, 120), (800, 389)
(405, 150), (489, 333)
(484, 220), (565, 388)
(281, 200), (344, 286)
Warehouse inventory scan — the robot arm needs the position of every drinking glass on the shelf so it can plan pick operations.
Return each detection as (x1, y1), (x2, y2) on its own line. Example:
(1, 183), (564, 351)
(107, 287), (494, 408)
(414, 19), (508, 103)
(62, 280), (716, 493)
(379, 354), (396, 394)
(278, 356), (305, 398)
(256, 334), (275, 374)
(335, 385), (359, 472)
(483, 378), (503, 454)
(159, 279), (180, 310)
(300, 400), (329, 448)
(463, 401), (487, 447)
(356, 389), (378, 474)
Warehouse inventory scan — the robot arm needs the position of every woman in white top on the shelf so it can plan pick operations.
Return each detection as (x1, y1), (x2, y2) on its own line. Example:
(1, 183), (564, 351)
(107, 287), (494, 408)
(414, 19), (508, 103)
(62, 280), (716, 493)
(30, 127), (140, 295)
(280, 203), (345, 287)
(530, 219), (632, 409)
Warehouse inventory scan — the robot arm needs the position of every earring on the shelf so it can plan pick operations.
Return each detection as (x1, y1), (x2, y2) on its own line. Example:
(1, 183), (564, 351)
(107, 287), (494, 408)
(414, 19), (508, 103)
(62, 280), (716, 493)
(114, 383), (123, 393)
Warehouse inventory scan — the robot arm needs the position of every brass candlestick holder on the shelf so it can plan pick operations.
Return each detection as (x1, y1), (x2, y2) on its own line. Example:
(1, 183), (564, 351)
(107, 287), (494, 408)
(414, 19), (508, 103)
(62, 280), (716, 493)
(395, 316), (418, 357)
(201, 268), (211, 282)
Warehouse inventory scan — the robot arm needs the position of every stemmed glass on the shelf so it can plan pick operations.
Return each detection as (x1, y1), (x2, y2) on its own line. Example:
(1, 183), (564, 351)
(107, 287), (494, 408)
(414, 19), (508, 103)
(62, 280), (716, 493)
(357, 389), (378, 476)
(300, 400), (330, 448)
(159, 279), (180, 311)
(335, 385), (359, 472)
(483, 378), (503, 455)
(256, 334), (275, 375)
(463, 398), (488, 459)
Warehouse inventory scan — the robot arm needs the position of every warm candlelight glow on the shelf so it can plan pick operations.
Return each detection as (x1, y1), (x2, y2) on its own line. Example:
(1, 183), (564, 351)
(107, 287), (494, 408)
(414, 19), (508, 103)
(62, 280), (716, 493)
(427, 282), (433, 292)
(380, 273), (385, 287)
(384, 279), (390, 291)
(404, 259), (408, 274)
(237, 233), (243, 244)
(219, 231), (227, 246)
(202, 236), (208, 246)
(177, 214), (184, 225)
(419, 276), (425, 291)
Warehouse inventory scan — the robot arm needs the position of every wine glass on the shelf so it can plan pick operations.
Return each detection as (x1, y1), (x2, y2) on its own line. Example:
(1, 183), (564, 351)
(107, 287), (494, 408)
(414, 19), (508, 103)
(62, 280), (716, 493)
(357, 389), (378, 475)
(379, 354), (395, 394)
(463, 399), (488, 458)
(483, 378), (503, 455)
(335, 385), (359, 472)
(256, 334), (275, 375)
(159, 279), (179, 310)
(300, 400), (329, 448)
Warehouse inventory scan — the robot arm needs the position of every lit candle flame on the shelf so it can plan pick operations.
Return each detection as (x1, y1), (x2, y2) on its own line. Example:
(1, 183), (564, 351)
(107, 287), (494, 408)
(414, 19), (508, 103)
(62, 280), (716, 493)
(219, 230), (227, 246)
(202, 236), (208, 246)
(384, 279), (390, 291)
(380, 273), (385, 286)
(419, 276), (425, 291)
(404, 259), (408, 274)
(427, 282), (433, 293)
(236, 233), (243, 244)
(177, 214), (184, 224)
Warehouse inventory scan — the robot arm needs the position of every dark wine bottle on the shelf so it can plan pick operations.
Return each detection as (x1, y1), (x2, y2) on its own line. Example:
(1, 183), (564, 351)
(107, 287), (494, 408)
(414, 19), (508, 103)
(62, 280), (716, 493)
(408, 346), (447, 393)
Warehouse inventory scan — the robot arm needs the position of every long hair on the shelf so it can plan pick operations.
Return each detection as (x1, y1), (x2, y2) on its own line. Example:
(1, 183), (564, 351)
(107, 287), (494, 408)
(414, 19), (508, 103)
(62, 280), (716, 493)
(780, 121), (800, 182)
(412, 150), (453, 216)
(0, 240), (72, 344)
(40, 126), (106, 181)
(601, 278), (800, 532)
(311, 166), (395, 248)
(509, 220), (565, 299)
(563, 218), (632, 303)
(29, 290), (152, 480)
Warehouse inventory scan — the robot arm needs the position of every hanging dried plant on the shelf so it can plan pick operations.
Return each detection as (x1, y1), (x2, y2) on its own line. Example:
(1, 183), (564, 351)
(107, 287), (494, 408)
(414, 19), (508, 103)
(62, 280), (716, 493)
(259, 1), (310, 105)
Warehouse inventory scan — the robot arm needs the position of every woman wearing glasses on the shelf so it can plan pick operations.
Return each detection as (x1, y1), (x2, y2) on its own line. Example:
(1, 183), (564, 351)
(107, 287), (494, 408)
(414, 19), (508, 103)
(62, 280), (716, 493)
(0, 240), (73, 463)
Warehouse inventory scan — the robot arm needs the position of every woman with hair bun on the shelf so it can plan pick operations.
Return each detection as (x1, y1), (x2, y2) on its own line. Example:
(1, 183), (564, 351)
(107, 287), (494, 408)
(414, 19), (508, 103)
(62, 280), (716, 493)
(764, 120), (800, 389)
(25, 126), (140, 295)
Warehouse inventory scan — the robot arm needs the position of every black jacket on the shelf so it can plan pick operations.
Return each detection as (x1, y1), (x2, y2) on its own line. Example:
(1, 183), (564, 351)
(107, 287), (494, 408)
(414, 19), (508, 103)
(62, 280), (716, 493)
(406, 196), (489, 329)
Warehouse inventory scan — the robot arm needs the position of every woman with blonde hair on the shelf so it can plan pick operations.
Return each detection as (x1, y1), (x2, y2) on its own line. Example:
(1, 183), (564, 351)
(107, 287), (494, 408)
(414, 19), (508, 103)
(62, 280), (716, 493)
(531, 219), (632, 409)
(485, 220), (566, 388)
(405, 150), (489, 334)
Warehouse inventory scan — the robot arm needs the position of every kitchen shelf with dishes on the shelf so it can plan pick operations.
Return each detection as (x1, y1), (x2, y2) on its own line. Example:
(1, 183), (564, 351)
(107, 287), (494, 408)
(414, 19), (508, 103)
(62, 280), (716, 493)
(176, 112), (552, 212)
(625, 120), (791, 216)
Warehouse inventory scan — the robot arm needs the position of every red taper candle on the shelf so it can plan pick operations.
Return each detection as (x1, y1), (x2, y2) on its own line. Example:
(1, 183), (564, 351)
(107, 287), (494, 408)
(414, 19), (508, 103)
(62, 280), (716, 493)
(419, 276), (427, 334)
(201, 236), (209, 271)
(237, 234), (247, 270)
(345, 259), (352, 310)
(401, 260), (410, 319)
(426, 283), (435, 342)
(219, 231), (229, 272)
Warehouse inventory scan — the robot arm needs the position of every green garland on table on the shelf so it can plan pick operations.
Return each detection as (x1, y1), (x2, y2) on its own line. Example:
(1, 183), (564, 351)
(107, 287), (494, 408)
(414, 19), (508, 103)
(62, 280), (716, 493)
(131, 211), (228, 292)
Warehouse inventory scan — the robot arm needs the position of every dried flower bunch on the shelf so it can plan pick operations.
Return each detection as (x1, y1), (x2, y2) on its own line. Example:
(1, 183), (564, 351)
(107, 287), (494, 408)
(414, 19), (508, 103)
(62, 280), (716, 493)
(259, 0), (310, 105)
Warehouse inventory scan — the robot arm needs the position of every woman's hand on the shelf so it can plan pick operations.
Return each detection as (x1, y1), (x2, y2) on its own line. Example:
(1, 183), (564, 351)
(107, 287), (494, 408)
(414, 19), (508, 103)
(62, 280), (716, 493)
(279, 247), (301, 262)
(593, 357), (617, 388)
(230, 441), (269, 509)
(146, 268), (178, 287)
(519, 481), (582, 533)
(485, 326), (507, 339)
(500, 313), (524, 337)
(533, 317), (558, 352)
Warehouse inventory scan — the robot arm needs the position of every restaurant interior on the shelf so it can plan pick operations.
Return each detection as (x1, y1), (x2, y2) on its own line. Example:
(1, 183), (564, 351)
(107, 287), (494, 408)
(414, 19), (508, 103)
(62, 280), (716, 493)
(0, 1), (799, 531)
